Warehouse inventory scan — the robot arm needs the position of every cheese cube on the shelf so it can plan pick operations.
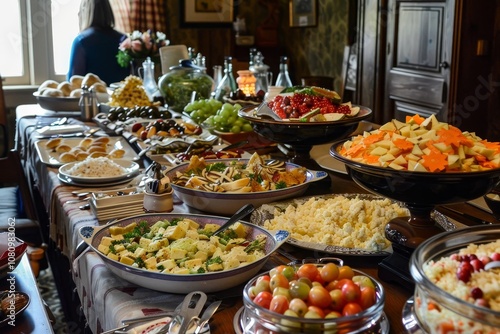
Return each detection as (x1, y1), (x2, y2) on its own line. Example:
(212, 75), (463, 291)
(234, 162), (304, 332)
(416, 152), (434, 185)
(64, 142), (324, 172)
(98, 244), (110, 255)
(100, 237), (114, 246)
(120, 256), (135, 265)
(107, 253), (119, 261)
(165, 225), (186, 240)
(183, 258), (202, 269)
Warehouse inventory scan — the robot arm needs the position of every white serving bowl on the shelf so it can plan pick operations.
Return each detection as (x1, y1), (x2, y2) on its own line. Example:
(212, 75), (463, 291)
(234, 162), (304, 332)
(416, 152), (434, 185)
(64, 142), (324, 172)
(79, 213), (289, 293)
(164, 159), (328, 215)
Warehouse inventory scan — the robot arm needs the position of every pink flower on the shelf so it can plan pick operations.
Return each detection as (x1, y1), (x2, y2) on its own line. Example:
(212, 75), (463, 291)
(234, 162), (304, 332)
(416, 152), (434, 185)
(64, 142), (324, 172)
(131, 40), (143, 52)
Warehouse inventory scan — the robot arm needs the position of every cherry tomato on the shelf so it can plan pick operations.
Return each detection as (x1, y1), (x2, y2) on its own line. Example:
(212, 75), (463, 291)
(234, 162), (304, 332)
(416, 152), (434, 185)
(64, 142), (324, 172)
(254, 275), (271, 294)
(253, 291), (273, 309)
(359, 286), (376, 309)
(270, 265), (296, 281)
(308, 285), (332, 308)
(269, 294), (290, 314)
(338, 265), (355, 280)
(341, 281), (361, 303)
(342, 302), (363, 316)
(320, 262), (340, 283)
(273, 287), (292, 301)
(307, 305), (325, 318)
(289, 280), (311, 300)
(329, 289), (346, 312)
(296, 263), (320, 281)
(270, 273), (290, 291)
(289, 298), (308, 317)
(332, 278), (352, 290)
(269, 265), (287, 277)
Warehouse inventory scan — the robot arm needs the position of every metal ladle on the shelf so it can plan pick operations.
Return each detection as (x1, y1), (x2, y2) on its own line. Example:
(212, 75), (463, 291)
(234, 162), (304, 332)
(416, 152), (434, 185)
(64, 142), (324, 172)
(212, 204), (255, 237)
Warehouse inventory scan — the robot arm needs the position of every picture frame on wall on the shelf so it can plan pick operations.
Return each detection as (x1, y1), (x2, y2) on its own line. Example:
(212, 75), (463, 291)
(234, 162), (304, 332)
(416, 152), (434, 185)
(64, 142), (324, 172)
(180, 0), (235, 28)
(289, 0), (317, 27)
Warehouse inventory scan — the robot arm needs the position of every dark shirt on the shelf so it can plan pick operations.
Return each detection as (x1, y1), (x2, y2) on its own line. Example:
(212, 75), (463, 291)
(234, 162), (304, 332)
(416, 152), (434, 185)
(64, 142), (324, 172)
(67, 27), (130, 85)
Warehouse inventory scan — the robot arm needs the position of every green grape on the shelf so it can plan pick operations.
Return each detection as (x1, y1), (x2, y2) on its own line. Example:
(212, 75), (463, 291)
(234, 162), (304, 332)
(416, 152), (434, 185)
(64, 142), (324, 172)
(242, 123), (253, 132)
(230, 125), (241, 134)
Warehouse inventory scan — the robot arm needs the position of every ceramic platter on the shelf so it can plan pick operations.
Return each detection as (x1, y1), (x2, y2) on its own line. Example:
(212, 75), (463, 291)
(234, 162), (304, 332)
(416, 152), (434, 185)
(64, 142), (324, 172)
(35, 137), (139, 167)
(250, 194), (456, 257)
(58, 159), (140, 184)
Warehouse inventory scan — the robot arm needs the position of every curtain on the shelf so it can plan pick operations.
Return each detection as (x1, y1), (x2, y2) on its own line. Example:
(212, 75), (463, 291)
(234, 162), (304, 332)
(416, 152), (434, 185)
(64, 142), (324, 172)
(109, 0), (131, 34)
(130, 0), (167, 33)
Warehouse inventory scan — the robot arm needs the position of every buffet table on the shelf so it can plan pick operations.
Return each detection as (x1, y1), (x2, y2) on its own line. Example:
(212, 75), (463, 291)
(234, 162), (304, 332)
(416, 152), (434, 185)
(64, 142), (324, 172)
(15, 104), (499, 333)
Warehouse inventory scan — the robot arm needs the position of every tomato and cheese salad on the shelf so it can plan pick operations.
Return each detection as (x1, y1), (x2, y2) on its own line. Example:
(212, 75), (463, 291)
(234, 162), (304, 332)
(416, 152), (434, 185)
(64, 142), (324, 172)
(337, 114), (500, 172)
(97, 218), (267, 274)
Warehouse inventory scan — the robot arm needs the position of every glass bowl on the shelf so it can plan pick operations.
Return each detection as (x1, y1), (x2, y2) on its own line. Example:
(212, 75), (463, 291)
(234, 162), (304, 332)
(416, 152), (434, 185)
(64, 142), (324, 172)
(241, 261), (388, 334)
(409, 225), (500, 333)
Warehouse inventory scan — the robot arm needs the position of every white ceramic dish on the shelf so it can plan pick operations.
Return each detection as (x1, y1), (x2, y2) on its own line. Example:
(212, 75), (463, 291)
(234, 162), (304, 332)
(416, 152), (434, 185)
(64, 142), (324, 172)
(250, 194), (456, 257)
(58, 159), (140, 184)
(35, 137), (139, 167)
(57, 173), (137, 187)
(79, 213), (289, 293)
(33, 92), (80, 111)
(165, 159), (329, 215)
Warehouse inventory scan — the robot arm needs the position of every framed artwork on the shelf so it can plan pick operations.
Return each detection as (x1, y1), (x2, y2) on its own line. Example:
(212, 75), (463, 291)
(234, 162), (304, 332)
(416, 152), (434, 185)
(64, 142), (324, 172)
(289, 0), (317, 27)
(180, 0), (235, 28)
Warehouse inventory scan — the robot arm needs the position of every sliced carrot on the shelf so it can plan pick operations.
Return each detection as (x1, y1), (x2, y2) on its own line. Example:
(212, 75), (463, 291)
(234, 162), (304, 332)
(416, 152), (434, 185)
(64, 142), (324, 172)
(406, 114), (425, 125)
(364, 154), (380, 164)
(393, 138), (413, 151)
(362, 132), (385, 145)
(438, 126), (474, 148)
(422, 150), (448, 172)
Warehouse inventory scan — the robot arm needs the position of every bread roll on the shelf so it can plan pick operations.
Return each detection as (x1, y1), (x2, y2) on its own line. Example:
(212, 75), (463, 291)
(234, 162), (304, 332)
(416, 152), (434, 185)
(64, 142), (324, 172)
(45, 138), (62, 149)
(59, 152), (77, 163)
(70, 75), (84, 88)
(55, 144), (72, 154)
(76, 152), (89, 161)
(38, 80), (59, 91)
(57, 81), (73, 96)
(78, 138), (93, 148)
(70, 88), (83, 98)
(82, 73), (103, 88)
(41, 88), (64, 97)
(87, 146), (106, 154)
(90, 82), (107, 93)
(89, 151), (107, 158)
(92, 137), (110, 145)
(108, 148), (125, 159)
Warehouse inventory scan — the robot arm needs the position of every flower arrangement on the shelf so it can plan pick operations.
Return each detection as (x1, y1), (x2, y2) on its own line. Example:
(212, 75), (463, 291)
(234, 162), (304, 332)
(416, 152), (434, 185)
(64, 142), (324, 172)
(116, 30), (170, 67)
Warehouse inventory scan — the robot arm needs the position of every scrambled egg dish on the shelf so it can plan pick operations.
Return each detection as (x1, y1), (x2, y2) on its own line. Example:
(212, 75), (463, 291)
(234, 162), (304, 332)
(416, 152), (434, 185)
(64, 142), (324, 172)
(262, 195), (409, 251)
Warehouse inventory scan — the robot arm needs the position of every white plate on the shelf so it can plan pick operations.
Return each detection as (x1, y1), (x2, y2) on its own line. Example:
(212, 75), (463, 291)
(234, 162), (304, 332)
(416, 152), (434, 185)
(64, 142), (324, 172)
(57, 173), (138, 188)
(311, 143), (347, 174)
(250, 194), (455, 257)
(36, 137), (139, 167)
(58, 159), (140, 184)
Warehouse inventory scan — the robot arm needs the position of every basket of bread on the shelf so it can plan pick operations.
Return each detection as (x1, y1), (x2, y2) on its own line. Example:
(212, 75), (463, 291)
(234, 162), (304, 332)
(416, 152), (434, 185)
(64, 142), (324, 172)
(34, 73), (109, 111)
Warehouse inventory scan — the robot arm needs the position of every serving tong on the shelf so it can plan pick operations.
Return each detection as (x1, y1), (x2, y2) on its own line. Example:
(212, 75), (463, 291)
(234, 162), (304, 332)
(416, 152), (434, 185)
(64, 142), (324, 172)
(104, 291), (213, 334)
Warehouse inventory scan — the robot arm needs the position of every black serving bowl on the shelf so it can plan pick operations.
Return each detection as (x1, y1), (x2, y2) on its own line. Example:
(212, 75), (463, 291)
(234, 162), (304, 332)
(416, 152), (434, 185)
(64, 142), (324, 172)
(330, 139), (500, 247)
(238, 105), (372, 147)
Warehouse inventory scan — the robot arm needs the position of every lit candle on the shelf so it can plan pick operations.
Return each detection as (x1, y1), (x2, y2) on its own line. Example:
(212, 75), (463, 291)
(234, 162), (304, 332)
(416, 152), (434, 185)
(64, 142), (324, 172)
(236, 70), (256, 96)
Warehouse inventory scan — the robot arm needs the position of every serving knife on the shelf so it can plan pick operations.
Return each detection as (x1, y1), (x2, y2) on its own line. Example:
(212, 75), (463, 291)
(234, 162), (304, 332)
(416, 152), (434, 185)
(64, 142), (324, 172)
(194, 300), (222, 334)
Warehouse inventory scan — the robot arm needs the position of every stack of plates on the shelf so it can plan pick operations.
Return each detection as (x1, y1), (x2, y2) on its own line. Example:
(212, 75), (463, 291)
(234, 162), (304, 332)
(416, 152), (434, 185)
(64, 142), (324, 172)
(90, 187), (145, 222)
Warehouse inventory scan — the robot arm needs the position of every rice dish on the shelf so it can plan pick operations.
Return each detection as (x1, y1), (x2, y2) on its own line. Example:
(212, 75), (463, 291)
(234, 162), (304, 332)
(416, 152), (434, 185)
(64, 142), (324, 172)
(417, 240), (500, 333)
(262, 195), (409, 251)
(66, 157), (126, 177)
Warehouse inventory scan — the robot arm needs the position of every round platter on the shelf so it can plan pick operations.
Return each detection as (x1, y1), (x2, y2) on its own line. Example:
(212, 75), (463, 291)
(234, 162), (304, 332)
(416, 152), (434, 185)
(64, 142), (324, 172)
(250, 194), (456, 257)
(58, 159), (140, 184)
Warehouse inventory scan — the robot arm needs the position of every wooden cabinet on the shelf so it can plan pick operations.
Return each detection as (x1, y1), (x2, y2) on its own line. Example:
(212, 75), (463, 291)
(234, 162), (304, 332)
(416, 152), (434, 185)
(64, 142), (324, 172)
(353, 0), (500, 140)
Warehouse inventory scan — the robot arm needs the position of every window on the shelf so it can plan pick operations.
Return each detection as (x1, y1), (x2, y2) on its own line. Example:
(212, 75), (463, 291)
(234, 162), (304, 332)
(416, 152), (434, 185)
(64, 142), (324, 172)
(0, 0), (79, 86)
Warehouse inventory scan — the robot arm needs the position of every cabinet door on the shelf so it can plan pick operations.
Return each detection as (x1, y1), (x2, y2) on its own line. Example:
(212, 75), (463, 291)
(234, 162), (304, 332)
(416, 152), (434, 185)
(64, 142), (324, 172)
(384, 0), (455, 123)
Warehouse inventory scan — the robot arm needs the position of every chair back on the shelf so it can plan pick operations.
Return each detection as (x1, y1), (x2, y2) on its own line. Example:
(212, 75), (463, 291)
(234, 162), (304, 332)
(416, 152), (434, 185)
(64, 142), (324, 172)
(0, 75), (8, 157)
(159, 45), (189, 74)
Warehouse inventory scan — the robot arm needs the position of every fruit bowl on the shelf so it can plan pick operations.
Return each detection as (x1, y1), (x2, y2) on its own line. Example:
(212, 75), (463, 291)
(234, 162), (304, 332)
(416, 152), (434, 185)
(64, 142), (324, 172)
(238, 104), (372, 168)
(241, 259), (388, 334)
(408, 225), (500, 333)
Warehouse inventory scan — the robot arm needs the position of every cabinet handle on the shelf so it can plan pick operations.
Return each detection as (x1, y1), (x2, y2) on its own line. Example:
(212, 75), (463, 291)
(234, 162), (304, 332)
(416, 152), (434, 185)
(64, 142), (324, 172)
(439, 61), (449, 69)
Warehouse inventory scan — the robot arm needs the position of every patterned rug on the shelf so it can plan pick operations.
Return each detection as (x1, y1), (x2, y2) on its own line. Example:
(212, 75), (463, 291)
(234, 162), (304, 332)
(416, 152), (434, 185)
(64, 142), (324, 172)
(37, 266), (69, 334)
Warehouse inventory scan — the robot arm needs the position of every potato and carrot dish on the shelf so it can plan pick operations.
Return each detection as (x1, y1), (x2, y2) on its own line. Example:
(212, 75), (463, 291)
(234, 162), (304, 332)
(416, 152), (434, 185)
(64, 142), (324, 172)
(338, 114), (500, 172)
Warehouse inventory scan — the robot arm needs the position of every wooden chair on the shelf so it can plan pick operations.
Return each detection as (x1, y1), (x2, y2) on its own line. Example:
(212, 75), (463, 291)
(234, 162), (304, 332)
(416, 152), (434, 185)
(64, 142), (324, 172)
(0, 75), (45, 276)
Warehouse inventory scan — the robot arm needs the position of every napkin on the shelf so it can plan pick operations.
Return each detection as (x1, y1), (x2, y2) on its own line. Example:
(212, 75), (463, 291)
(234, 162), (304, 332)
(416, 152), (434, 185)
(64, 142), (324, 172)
(0, 233), (27, 267)
(36, 124), (87, 135)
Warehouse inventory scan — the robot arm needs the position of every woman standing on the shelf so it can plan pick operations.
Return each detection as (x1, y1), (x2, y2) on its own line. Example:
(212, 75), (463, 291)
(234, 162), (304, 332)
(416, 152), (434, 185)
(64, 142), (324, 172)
(67, 0), (130, 85)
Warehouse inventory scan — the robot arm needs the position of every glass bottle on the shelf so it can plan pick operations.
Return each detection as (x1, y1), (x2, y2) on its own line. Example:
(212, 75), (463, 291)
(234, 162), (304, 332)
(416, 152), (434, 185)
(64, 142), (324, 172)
(250, 52), (272, 93)
(275, 56), (293, 88)
(248, 48), (257, 70)
(213, 56), (237, 101)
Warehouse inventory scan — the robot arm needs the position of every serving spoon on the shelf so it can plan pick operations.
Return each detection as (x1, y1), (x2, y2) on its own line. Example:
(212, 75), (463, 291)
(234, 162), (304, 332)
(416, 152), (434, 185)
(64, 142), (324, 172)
(212, 204), (255, 237)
